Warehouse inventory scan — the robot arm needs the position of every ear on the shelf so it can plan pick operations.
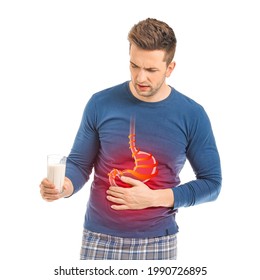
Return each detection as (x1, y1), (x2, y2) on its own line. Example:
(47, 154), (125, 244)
(166, 61), (176, 78)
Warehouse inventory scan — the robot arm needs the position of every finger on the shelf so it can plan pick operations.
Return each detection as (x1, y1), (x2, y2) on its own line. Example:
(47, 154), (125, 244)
(106, 195), (125, 204)
(108, 186), (125, 194)
(41, 186), (59, 195)
(40, 183), (56, 192)
(44, 196), (59, 202)
(40, 186), (59, 200)
(120, 176), (139, 185)
(110, 204), (129, 210)
(106, 189), (125, 198)
(41, 178), (54, 187)
(41, 191), (60, 202)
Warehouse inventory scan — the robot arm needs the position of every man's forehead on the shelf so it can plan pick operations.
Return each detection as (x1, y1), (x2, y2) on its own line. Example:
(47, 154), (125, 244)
(130, 48), (167, 68)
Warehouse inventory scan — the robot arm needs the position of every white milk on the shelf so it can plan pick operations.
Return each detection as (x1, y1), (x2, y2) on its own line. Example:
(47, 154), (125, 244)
(47, 163), (66, 193)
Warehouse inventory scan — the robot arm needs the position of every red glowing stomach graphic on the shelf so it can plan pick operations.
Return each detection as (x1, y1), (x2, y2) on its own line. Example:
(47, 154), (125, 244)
(108, 119), (158, 187)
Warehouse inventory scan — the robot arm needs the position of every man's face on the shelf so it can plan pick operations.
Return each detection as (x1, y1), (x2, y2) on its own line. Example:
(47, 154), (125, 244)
(129, 44), (175, 102)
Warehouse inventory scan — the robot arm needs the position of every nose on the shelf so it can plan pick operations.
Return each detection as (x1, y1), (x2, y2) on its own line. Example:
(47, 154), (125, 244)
(136, 69), (147, 83)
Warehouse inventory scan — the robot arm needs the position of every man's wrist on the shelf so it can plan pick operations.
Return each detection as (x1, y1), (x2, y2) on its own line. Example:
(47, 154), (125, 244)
(63, 177), (74, 198)
(153, 188), (174, 208)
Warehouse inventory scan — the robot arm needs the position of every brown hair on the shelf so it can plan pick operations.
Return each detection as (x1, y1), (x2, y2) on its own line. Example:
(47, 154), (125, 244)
(128, 18), (177, 65)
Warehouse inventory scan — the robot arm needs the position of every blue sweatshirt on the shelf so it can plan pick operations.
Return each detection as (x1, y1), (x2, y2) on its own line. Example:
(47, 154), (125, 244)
(66, 81), (222, 238)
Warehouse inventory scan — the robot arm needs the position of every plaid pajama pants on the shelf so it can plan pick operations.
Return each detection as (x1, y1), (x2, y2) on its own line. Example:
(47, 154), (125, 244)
(80, 229), (177, 260)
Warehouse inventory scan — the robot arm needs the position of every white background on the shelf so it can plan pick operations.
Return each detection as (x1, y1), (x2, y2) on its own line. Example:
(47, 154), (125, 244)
(0, 0), (259, 279)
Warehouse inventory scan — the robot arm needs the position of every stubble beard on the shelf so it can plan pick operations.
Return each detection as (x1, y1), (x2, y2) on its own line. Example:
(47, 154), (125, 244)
(133, 78), (166, 99)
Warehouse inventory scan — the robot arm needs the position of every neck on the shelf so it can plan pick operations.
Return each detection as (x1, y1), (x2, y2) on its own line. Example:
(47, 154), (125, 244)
(129, 81), (171, 103)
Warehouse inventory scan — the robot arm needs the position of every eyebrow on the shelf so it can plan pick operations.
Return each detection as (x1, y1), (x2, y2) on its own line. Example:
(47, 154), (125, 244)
(130, 61), (159, 71)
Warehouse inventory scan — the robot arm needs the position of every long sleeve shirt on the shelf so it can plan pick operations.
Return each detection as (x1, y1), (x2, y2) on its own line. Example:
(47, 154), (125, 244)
(65, 81), (222, 238)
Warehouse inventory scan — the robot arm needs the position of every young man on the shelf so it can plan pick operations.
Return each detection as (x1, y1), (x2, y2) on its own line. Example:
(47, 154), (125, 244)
(40, 18), (222, 260)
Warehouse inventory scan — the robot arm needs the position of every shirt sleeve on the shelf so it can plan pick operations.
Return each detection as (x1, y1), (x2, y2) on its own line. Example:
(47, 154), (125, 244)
(65, 96), (99, 194)
(172, 106), (222, 208)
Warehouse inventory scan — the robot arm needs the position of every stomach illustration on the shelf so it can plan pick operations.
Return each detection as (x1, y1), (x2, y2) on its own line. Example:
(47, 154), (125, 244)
(108, 118), (158, 187)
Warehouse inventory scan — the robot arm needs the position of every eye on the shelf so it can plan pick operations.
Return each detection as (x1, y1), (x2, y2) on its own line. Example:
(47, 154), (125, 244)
(131, 64), (138, 69)
(147, 69), (157, 73)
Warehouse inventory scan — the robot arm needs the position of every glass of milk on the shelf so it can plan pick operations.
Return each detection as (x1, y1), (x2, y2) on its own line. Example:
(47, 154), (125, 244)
(47, 154), (67, 193)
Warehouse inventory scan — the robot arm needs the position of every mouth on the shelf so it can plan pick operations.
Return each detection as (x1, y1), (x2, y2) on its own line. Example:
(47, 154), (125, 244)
(137, 84), (150, 91)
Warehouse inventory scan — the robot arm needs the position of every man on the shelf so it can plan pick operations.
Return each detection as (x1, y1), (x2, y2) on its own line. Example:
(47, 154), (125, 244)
(40, 18), (222, 260)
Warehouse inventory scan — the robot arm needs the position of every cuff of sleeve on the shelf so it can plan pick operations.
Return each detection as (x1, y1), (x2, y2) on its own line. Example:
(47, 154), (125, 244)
(172, 186), (186, 209)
